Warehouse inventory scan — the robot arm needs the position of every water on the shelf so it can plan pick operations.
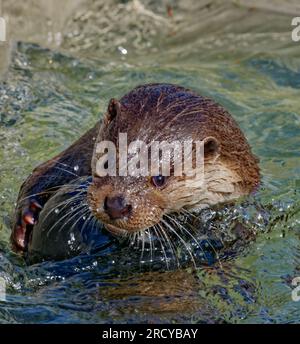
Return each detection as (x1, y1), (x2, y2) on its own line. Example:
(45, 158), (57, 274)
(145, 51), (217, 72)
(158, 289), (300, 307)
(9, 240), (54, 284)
(0, 0), (300, 323)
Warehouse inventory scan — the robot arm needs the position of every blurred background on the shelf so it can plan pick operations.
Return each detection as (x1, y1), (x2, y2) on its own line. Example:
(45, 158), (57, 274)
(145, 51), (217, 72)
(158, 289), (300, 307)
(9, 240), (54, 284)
(1, 0), (300, 72)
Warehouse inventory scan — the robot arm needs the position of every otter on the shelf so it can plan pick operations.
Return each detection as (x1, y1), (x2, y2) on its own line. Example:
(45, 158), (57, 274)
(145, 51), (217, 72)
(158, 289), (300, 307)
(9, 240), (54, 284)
(11, 83), (259, 262)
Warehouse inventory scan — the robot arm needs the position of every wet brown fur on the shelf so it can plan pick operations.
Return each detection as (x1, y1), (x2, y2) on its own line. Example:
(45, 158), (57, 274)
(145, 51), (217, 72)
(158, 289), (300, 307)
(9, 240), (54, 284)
(88, 84), (259, 234)
(12, 83), (260, 248)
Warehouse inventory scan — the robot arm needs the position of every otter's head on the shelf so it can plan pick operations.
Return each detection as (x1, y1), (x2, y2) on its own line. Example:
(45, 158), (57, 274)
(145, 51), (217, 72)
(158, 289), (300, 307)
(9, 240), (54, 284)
(87, 84), (259, 236)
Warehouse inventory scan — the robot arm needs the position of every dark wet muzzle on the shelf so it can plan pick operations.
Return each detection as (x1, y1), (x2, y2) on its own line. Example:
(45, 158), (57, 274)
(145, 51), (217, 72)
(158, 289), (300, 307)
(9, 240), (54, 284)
(104, 195), (132, 220)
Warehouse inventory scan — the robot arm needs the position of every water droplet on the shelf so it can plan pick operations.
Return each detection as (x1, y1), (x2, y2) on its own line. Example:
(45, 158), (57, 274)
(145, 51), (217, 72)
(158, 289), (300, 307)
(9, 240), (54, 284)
(74, 165), (79, 172)
(118, 46), (128, 55)
(257, 213), (263, 221)
(54, 208), (60, 214)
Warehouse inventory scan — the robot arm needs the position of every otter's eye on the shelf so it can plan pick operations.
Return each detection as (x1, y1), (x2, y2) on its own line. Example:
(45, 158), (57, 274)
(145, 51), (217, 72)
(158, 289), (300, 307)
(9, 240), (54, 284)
(151, 175), (166, 188)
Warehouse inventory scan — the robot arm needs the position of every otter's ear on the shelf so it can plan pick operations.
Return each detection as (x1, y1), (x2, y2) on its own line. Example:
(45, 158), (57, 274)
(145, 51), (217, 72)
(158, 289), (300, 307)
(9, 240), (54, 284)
(106, 98), (121, 123)
(203, 136), (220, 160)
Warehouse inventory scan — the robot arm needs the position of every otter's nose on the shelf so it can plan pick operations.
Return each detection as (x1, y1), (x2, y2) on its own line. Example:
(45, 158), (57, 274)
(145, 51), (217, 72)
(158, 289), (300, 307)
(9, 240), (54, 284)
(104, 196), (132, 220)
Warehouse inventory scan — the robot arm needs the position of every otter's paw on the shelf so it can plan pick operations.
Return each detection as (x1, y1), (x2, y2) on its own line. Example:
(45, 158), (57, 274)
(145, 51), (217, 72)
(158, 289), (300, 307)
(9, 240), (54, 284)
(12, 199), (43, 252)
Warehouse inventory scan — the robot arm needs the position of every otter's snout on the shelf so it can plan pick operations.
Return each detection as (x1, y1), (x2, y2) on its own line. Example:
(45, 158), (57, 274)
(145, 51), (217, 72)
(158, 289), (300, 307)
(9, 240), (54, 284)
(88, 177), (166, 235)
(104, 195), (132, 220)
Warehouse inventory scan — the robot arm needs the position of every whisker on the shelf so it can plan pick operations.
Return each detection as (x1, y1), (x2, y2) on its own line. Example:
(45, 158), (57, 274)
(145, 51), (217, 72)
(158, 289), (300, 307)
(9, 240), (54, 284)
(146, 228), (154, 264)
(79, 212), (94, 237)
(140, 230), (146, 265)
(178, 211), (223, 269)
(67, 207), (91, 237)
(130, 232), (137, 247)
(165, 213), (203, 258)
(53, 166), (81, 178)
(39, 191), (87, 225)
(17, 179), (90, 204)
(45, 203), (87, 238)
(157, 222), (179, 268)
(52, 160), (80, 173)
(161, 218), (197, 268)
(57, 204), (89, 236)
(168, 212), (223, 269)
(153, 225), (169, 270)
(180, 207), (199, 220)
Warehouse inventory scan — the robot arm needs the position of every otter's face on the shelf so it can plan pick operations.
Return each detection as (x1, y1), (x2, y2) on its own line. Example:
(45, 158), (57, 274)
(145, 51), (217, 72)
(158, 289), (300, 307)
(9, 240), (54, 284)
(87, 83), (259, 236)
(88, 175), (171, 236)
(87, 93), (208, 236)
